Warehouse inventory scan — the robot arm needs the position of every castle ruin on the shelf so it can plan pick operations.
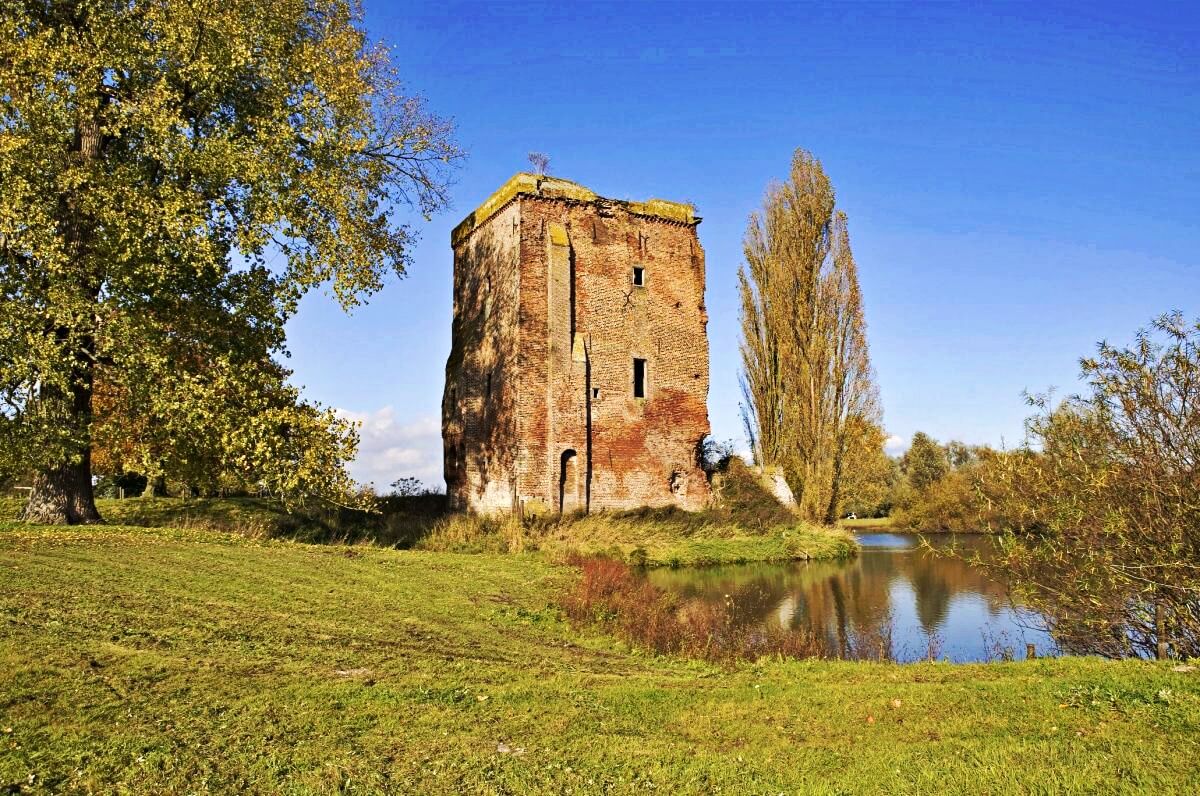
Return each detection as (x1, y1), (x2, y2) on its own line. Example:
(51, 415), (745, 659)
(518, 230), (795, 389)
(442, 173), (711, 514)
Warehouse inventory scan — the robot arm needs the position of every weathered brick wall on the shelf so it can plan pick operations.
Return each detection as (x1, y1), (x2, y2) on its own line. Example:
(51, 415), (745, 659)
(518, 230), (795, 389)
(445, 174), (711, 514)
(443, 201), (522, 512)
(517, 198), (711, 512)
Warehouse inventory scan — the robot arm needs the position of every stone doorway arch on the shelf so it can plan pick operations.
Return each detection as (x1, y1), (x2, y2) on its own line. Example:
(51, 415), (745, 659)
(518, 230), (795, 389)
(559, 449), (581, 515)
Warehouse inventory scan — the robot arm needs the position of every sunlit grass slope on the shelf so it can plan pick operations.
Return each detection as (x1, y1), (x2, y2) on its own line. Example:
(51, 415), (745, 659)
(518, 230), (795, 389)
(3, 523), (1198, 794)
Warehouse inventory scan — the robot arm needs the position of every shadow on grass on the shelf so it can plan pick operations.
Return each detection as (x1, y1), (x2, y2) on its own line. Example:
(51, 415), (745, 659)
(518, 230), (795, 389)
(216, 494), (455, 547)
(0, 494), (455, 548)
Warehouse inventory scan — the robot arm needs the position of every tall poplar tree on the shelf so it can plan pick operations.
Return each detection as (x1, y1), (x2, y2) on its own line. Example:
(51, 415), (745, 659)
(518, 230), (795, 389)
(0, 1), (461, 523)
(739, 149), (880, 522)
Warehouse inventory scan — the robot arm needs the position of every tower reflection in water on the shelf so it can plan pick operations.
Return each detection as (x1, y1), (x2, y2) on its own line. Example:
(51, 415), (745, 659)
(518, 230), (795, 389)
(646, 533), (1054, 662)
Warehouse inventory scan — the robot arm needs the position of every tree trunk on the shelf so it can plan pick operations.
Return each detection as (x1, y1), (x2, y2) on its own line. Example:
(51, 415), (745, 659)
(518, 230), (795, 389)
(23, 451), (101, 525)
(23, 360), (102, 524)
(824, 434), (846, 526)
(142, 475), (168, 498)
(23, 108), (106, 525)
(1155, 599), (1168, 660)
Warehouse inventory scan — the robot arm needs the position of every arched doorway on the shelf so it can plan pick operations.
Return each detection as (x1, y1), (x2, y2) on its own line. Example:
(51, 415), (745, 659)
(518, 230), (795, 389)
(559, 449), (580, 515)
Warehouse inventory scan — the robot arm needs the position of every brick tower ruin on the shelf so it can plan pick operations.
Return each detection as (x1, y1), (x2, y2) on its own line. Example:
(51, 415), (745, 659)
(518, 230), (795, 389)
(443, 173), (711, 514)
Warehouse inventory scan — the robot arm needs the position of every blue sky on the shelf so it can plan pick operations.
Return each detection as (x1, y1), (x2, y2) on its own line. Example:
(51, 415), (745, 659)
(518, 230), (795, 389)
(284, 1), (1199, 489)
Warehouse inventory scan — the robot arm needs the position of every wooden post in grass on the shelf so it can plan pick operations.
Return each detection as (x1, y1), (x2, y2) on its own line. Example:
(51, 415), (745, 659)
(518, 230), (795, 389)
(1155, 600), (1168, 660)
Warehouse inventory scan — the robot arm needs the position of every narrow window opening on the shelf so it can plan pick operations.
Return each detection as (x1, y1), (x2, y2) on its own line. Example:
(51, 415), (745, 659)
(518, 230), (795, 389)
(591, 387), (600, 399)
(569, 247), (577, 337)
(633, 358), (647, 399)
(486, 371), (493, 401)
(632, 266), (645, 287)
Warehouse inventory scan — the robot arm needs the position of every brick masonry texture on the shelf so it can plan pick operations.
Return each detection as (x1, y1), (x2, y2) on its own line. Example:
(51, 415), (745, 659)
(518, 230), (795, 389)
(443, 174), (711, 514)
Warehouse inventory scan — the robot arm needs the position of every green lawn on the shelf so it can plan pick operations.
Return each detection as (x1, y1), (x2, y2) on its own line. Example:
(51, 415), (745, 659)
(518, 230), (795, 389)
(2, 523), (1199, 794)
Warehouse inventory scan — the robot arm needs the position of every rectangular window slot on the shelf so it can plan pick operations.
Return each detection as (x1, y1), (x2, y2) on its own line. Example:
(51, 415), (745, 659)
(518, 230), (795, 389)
(633, 358), (647, 398)
(591, 387), (600, 399)
(632, 266), (645, 287)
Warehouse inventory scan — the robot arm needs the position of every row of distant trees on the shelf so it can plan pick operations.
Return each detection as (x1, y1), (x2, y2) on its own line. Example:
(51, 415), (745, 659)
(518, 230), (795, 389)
(889, 432), (1000, 530)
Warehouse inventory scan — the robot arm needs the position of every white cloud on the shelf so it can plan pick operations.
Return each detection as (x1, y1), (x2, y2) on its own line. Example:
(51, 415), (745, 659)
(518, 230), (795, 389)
(884, 434), (909, 457)
(336, 406), (443, 492)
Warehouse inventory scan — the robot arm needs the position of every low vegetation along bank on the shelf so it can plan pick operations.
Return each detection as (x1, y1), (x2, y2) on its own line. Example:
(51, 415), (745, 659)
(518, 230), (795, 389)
(2, 522), (1198, 793)
(1, 458), (857, 568)
(424, 511), (856, 567)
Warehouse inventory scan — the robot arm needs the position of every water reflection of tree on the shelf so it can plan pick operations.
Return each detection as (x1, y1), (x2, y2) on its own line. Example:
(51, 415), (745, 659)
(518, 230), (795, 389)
(647, 536), (1013, 657)
(911, 558), (953, 631)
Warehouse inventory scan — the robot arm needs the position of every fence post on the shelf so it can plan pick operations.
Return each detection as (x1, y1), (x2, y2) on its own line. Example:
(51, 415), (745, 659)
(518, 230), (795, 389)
(1155, 600), (1168, 660)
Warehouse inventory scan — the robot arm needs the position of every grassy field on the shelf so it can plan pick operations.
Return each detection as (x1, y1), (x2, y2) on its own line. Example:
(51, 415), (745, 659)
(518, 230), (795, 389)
(3, 522), (1199, 794)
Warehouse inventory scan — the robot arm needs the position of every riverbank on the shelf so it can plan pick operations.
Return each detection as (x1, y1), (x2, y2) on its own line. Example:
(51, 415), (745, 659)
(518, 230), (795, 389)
(509, 513), (856, 567)
(838, 516), (895, 531)
(3, 522), (1198, 793)
(838, 516), (1004, 535)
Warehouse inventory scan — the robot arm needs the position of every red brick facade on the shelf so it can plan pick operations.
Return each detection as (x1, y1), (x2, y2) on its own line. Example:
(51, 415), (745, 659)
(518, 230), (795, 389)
(443, 174), (711, 514)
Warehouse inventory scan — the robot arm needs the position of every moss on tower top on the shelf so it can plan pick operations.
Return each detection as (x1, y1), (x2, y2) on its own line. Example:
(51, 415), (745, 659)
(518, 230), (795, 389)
(451, 172), (698, 246)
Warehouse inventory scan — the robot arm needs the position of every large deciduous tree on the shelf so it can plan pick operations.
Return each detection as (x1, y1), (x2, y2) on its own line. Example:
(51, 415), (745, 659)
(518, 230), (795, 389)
(0, 0), (461, 522)
(739, 149), (880, 523)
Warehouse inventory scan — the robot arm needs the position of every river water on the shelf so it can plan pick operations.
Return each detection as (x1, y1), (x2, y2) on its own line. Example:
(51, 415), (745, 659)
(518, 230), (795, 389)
(645, 532), (1056, 663)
